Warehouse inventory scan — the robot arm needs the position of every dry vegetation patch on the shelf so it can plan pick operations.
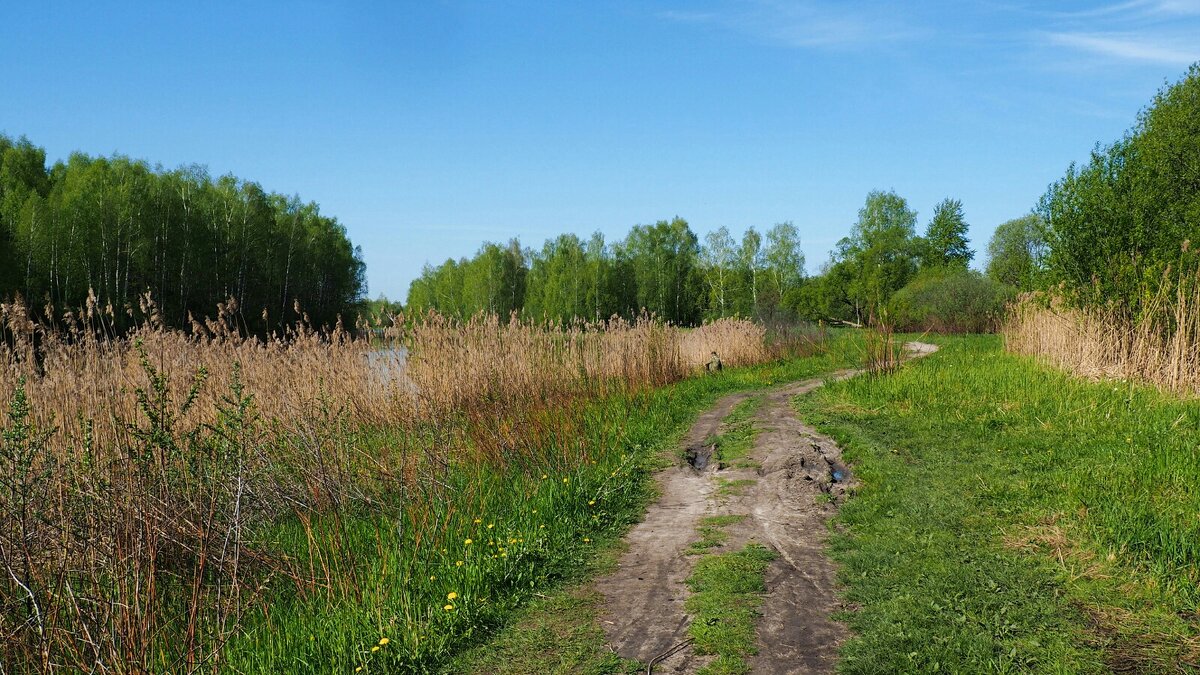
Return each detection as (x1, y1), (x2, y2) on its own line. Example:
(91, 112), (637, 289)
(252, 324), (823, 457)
(0, 294), (804, 672)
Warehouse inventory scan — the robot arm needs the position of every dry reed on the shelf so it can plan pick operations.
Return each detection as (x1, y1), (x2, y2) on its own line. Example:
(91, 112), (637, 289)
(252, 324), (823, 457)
(1003, 265), (1200, 396)
(0, 294), (784, 672)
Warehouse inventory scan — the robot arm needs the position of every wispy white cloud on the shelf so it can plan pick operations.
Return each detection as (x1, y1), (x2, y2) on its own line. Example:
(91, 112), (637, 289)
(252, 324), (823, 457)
(1045, 31), (1200, 65)
(658, 1), (927, 50)
(1025, 0), (1200, 66)
(1035, 0), (1200, 19)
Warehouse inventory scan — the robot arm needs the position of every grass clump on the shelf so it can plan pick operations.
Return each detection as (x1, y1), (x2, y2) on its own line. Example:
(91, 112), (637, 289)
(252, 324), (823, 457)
(715, 478), (756, 498)
(685, 543), (777, 674)
(687, 515), (748, 555)
(705, 396), (761, 465)
(797, 334), (1200, 672)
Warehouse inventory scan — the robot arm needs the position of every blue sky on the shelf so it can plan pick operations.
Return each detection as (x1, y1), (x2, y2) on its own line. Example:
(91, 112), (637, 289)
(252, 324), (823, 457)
(3, 1), (1199, 299)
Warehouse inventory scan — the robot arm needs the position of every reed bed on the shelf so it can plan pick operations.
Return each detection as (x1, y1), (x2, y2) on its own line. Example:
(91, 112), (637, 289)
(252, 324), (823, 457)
(1003, 266), (1200, 396)
(0, 295), (798, 673)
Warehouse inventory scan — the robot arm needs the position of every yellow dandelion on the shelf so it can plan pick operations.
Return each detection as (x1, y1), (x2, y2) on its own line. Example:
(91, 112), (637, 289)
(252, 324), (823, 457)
(531, 508), (537, 513)
(464, 538), (473, 545)
(372, 646), (380, 652)
(473, 518), (481, 523)
(356, 668), (363, 673)
(429, 575), (436, 581)
(379, 638), (390, 646)
(456, 560), (464, 567)
(562, 477), (569, 483)
(583, 537), (591, 542)
(540, 524), (545, 529)
(487, 523), (494, 529)
(541, 474), (548, 479)
(447, 592), (458, 601)
(444, 604), (454, 611)
(588, 500), (595, 506)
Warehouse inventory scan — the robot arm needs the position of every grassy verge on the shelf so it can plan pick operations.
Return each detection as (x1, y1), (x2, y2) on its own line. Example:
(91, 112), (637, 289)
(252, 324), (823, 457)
(795, 334), (1200, 672)
(219, 338), (859, 672)
(446, 540), (642, 675)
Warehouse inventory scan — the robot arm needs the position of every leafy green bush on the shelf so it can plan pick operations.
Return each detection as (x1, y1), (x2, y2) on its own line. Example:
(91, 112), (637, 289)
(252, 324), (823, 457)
(1039, 63), (1200, 312)
(888, 269), (1012, 333)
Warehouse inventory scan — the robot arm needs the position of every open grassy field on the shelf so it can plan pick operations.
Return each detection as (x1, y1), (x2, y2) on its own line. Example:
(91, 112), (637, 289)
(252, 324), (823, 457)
(795, 335), (1200, 673)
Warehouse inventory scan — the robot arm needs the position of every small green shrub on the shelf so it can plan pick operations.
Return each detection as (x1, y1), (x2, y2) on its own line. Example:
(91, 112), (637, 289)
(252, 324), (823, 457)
(888, 268), (1012, 333)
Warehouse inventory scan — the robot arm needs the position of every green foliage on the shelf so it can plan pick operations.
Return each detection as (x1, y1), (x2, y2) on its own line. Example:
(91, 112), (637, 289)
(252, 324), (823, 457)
(923, 198), (973, 269)
(405, 217), (808, 325)
(797, 336), (1200, 671)
(985, 214), (1047, 290)
(1039, 64), (1200, 310)
(0, 134), (365, 329)
(702, 226), (739, 319)
(685, 543), (777, 673)
(889, 268), (1011, 333)
(623, 217), (704, 324)
(806, 190), (922, 324)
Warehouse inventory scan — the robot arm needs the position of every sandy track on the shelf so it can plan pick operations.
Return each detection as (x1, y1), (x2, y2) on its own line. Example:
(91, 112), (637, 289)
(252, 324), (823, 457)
(595, 343), (937, 674)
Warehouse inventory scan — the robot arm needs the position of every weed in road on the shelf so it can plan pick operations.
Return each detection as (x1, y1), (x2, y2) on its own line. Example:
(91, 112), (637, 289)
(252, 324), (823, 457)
(687, 515), (748, 555)
(685, 543), (777, 675)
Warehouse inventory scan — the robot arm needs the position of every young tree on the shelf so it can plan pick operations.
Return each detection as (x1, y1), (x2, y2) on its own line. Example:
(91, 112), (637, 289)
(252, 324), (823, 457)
(701, 226), (738, 319)
(764, 221), (805, 318)
(623, 217), (702, 324)
(838, 190), (920, 322)
(738, 227), (765, 319)
(923, 198), (973, 269)
(986, 214), (1047, 289)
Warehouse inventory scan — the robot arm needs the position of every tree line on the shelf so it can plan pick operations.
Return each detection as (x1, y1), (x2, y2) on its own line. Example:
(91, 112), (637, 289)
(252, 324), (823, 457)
(0, 134), (365, 330)
(400, 194), (1041, 332)
(404, 218), (806, 325)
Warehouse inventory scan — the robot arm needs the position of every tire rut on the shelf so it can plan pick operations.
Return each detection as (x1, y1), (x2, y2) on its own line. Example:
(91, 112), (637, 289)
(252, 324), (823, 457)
(595, 343), (938, 674)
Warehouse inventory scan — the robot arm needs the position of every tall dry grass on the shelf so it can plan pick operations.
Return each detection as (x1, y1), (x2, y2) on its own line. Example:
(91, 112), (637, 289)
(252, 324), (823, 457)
(1003, 265), (1200, 396)
(0, 294), (791, 672)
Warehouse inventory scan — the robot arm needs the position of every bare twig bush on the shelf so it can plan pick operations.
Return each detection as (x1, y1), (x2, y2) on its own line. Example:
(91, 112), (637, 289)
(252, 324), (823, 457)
(0, 294), (784, 672)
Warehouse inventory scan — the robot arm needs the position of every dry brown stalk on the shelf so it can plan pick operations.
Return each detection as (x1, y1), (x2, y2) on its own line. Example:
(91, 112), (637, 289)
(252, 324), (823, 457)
(0, 294), (783, 672)
(1002, 265), (1200, 397)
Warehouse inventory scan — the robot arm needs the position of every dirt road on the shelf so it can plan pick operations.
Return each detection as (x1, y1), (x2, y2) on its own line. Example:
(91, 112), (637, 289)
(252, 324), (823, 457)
(594, 342), (938, 674)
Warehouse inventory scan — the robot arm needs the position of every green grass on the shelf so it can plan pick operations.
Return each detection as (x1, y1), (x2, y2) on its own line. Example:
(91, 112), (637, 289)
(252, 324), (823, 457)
(687, 515), (749, 555)
(715, 478), (756, 498)
(796, 334), (1200, 673)
(214, 336), (862, 673)
(685, 543), (778, 675)
(446, 540), (642, 675)
(705, 396), (762, 466)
